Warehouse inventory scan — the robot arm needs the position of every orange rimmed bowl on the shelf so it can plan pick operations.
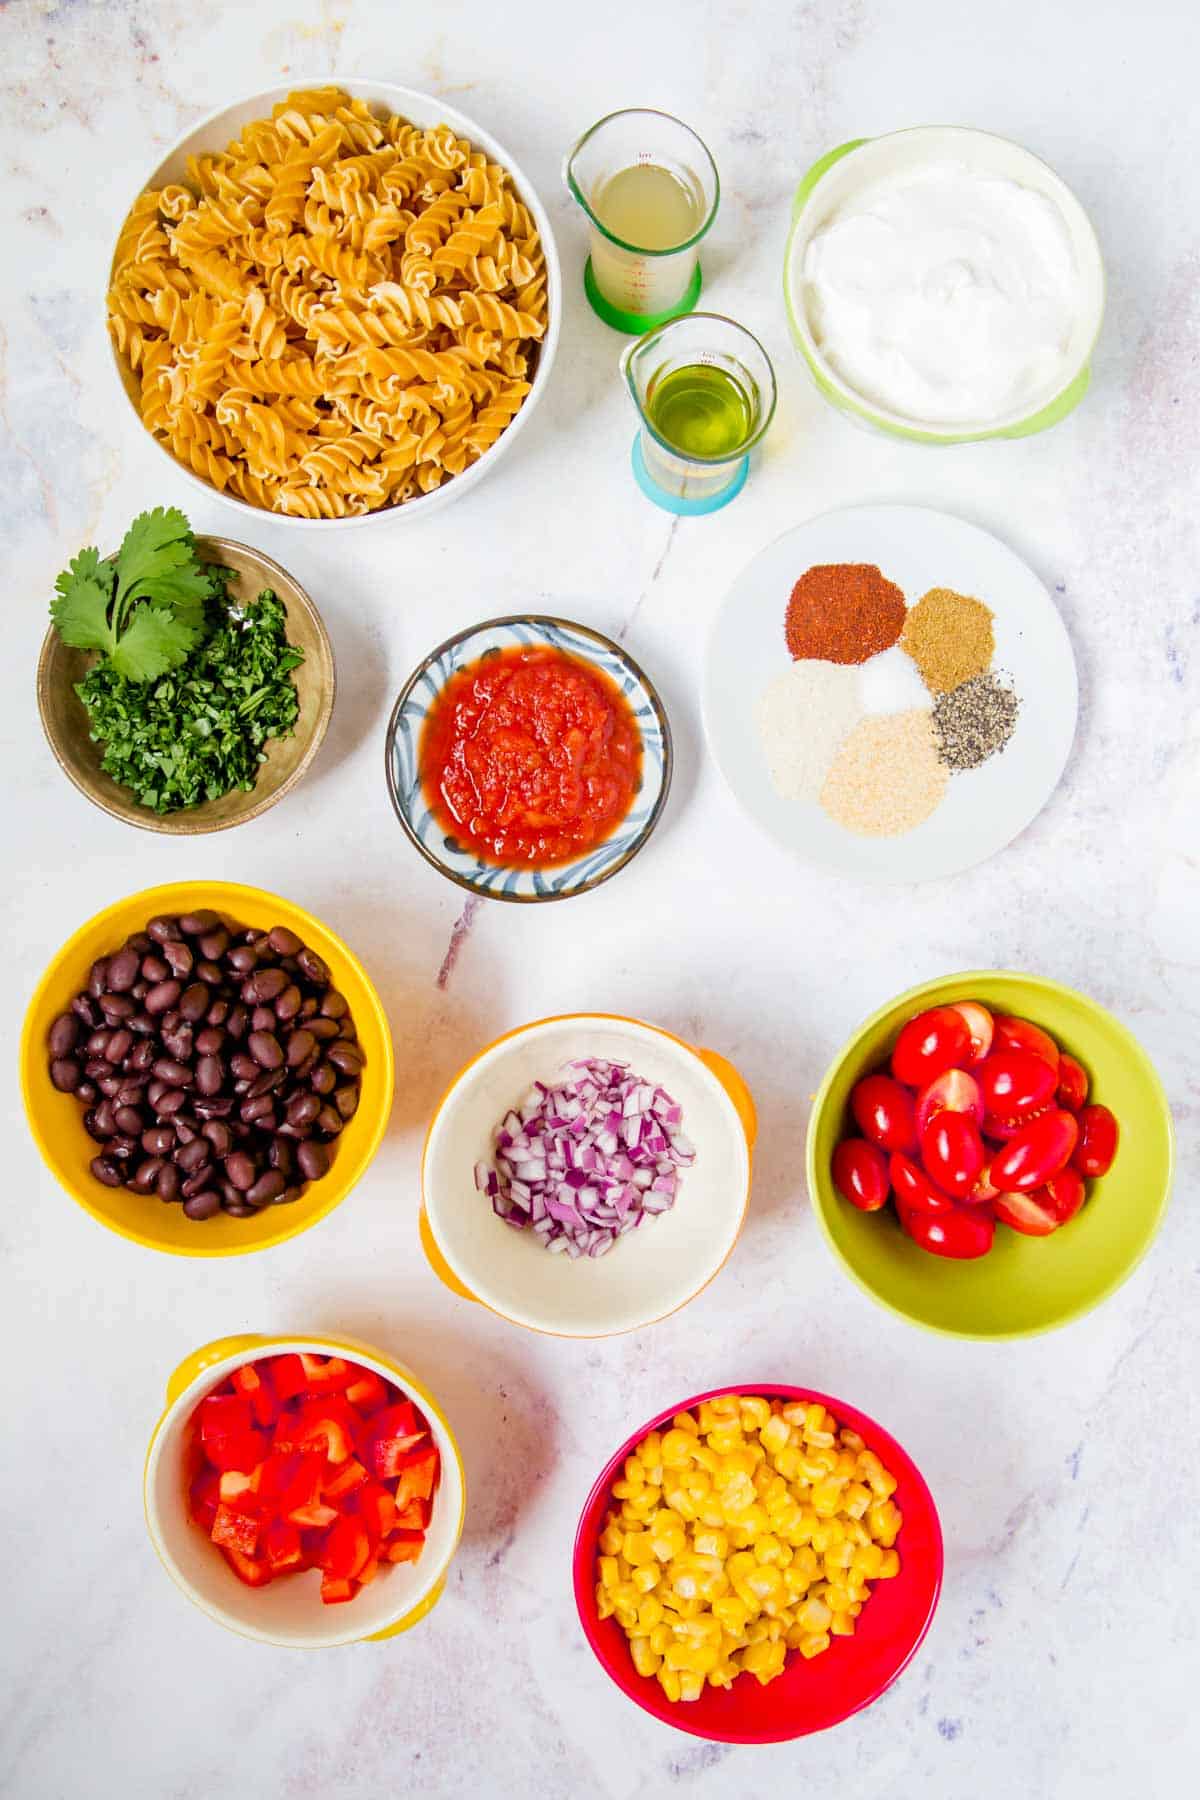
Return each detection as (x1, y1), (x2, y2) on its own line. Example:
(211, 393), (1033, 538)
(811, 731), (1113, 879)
(420, 1013), (756, 1336)
(144, 1333), (465, 1647)
(20, 881), (394, 1256)
(574, 1383), (942, 1740)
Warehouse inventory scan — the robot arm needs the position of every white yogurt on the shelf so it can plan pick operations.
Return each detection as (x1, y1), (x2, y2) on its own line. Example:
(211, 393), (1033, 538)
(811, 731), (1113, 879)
(803, 160), (1082, 425)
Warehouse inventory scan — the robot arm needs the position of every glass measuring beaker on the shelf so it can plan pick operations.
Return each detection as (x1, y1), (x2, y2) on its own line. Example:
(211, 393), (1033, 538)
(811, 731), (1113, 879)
(564, 109), (719, 333)
(621, 314), (777, 515)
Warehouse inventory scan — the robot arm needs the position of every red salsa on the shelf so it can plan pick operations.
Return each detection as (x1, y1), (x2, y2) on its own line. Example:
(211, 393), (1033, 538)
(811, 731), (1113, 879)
(420, 645), (643, 867)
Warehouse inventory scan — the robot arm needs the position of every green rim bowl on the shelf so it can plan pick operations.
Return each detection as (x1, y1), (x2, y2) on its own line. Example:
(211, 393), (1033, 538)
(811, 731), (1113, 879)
(806, 971), (1174, 1339)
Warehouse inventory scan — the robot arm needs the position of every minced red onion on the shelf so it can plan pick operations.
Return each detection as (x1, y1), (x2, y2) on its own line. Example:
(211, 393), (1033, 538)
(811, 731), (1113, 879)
(475, 1058), (696, 1259)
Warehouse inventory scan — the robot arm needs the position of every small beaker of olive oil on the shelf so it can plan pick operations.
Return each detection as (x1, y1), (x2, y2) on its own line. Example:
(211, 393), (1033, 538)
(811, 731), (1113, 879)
(622, 315), (777, 516)
(564, 110), (719, 332)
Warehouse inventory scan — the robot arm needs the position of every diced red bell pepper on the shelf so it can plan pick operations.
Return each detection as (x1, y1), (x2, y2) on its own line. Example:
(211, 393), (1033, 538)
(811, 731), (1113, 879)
(345, 1370), (389, 1416)
(263, 1519), (304, 1573)
(255, 1450), (301, 1509)
(385, 1530), (426, 1564)
(198, 1395), (266, 1474)
(394, 1447), (439, 1510)
(211, 1503), (259, 1555)
(278, 1397), (359, 1465)
(221, 1546), (272, 1588)
(269, 1354), (309, 1402)
(288, 1501), (339, 1531)
(394, 1497), (431, 1531)
(189, 1468), (221, 1531)
(231, 1361), (279, 1428)
(298, 1353), (354, 1395)
(320, 1574), (356, 1604)
(320, 1515), (372, 1581)
(218, 1469), (261, 1512)
(278, 1451), (326, 1514)
(356, 1481), (397, 1545)
(323, 1458), (369, 1502)
(357, 1555), (379, 1587)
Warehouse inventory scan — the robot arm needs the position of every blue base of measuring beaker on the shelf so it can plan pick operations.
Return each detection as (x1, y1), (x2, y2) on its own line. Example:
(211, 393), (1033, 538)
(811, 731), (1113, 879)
(630, 436), (749, 516)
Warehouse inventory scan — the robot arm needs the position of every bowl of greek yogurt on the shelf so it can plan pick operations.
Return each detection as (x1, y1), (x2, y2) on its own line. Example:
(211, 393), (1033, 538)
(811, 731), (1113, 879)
(784, 127), (1105, 442)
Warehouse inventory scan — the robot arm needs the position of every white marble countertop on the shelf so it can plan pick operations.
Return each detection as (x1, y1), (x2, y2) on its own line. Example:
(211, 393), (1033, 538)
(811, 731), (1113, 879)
(3, 1), (1197, 1795)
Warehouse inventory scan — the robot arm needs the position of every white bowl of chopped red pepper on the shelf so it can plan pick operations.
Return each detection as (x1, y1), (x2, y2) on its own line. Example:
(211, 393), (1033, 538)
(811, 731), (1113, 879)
(420, 1013), (757, 1336)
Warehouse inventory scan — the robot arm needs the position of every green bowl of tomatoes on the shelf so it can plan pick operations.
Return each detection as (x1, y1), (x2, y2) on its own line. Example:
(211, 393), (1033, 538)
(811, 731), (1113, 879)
(806, 971), (1174, 1339)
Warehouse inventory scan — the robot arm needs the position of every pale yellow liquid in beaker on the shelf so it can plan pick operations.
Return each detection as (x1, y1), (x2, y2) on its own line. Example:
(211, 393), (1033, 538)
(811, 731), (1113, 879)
(592, 163), (704, 249)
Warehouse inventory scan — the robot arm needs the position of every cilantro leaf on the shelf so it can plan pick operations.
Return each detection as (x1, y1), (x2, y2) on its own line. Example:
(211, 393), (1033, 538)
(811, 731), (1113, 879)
(113, 506), (195, 609)
(50, 569), (119, 655)
(108, 602), (202, 683)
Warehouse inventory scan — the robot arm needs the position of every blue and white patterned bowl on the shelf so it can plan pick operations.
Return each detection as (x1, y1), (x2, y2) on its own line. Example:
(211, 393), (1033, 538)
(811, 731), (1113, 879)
(385, 616), (672, 902)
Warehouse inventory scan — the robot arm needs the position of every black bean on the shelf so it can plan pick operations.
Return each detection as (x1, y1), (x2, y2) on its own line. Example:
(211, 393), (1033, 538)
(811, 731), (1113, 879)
(249, 1005), (275, 1033)
(333, 1085), (360, 1121)
(127, 933), (153, 953)
(197, 960), (224, 985)
(267, 926), (302, 957)
(195, 1027), (225, 1055)
(157, 1088), (187, 1117)
(83, 1109), (108, 1142)
(269, 1138), (295, 1177)
(197, 927), (230, 960)
(201, 1120), (233, 1156)
(286, 1092), (321, 1130)
(297, 948), (329, 984)
(75, 1080), (97, 1105)
(153, 1057), (192, 1087)
(161, 1026), (193, 1064)
(86, 1028), (111, 1057)
(308, 1017), (339, 1041)
(142, 1125), (175, 1155)
(299, 997), (318, 1020)
(175, 1137), (210, 1174)
(273, 1187), (303, 1206)
(194, 1095), (234, 1121)
(87, 958), (108, 998)
(97, 1074), (123, 1099)
(129, 1039), (156, 1072)
(286, 1028), (316, 1068)
(222, 1202), (256, 1217)
(170, 984), (204, 1025)
(180, 910), (221, 936)
(227, 945), (259, 975)
(226, 1004), (248, 1040)
(109, 1135), (140, 1162)
(115, 1078), (149, 1105)
(245, 967), (288, 1004)
(90, 1156), (122, 1187)
(130, 1158), (164, 1194)
(240, 1096), (275, 1127)
(320, 989), (349, 1021)
(50, 1057), (81, 1092)
(248, 1029), (283, 1070)
(316, 1105), (343, 1137)
(145, 979), (182, 1015)
(131, 980), (149, 1001)
(99, 993), (135, 1022)
(297, 1140), (329, 1182)
(328, 1044), (364, 1077)
(156, 1164), (181, 1203)
(71, 994), (100, 1027)
(336, 1019), (357, 1044)
(229, 1053), (257, 1083)
(274, 983), (302, 1023)
(162, 939), (194, 978)
(105, 1028), (134, 1065)
(195, 1055), (224, 1096)
(312, 1063), (338, 1096)
(245, 1170), (285, 1207)
(225, 1151), (256, 1191)
(129, 1012), (155, 1036)
(173, 1117), (198, 1145)
(183, 1190), (222, 1220)
(83, 1058), (109, 1082)
(93, 1099), (117, 1136)
(140, 953), (170, 983)
(114, 1104), (144, 1136)
(147, 915), (183, 944)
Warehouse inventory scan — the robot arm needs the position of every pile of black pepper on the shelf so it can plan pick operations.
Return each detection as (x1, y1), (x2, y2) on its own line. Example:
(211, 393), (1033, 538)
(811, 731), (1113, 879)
(931, 673), (1020, 771)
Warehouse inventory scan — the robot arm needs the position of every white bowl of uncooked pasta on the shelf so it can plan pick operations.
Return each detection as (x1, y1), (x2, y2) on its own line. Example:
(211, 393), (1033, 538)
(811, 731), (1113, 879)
(105, 79), (561, 527)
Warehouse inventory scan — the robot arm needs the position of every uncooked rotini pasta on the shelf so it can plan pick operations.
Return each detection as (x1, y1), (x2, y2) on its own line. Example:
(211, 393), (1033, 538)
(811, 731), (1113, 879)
(106, 87), (549, 517)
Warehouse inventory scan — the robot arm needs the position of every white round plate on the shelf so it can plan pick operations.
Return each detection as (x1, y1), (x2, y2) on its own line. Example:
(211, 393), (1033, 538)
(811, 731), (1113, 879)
(702, 505), (1077, 883)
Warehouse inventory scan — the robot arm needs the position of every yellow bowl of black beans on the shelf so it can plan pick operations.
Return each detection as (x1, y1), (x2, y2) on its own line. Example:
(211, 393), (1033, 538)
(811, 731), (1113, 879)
(20, 882), (394, 1255)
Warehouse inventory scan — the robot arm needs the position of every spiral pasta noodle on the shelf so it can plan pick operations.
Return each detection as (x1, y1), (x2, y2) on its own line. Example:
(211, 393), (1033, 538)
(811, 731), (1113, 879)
(106, 88), (549, 517)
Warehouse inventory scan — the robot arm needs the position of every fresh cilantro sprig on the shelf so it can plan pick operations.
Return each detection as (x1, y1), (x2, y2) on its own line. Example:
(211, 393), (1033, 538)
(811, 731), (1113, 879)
(50, 507), (219, 682)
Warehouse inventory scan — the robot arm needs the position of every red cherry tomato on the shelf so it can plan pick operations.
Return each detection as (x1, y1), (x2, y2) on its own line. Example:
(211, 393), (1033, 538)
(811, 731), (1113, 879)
(991, 1109), (1079, 1192)
(850, 1074), (917, 1153)
(982, 1103), (1052, 1142)
(965, 1161), (1000, 1205)
(832, 1138), (890, 1212)
(904, 1203), (995, 1260)
(976, 1051), (1058, 1119)
(1042, 1166), (1086, 1223)
(992, 1015), (1060, 1072)
(994, 1189), (1060, 1236)
(949, 1001), (994, 1064)
(891, 1007), (972, 1089)
(1056, 1053), (1089, 1113)
(919, 1110), (985, 1198)
(889, 1150), (956, 1213)
(913, 1068), (982, 1138)
(1071, 1104), (1119, 1178)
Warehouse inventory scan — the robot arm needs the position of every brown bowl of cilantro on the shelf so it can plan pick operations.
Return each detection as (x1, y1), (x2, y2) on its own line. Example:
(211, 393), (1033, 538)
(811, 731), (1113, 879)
(37, 509), (334, 833)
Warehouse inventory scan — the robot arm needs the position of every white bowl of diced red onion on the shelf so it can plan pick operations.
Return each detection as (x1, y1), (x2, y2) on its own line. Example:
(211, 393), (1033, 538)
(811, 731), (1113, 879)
(420, 1014), (756, 1337)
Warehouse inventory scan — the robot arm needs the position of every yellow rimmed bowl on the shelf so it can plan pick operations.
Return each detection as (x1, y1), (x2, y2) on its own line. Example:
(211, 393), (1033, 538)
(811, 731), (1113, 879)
(20, 881), (394, 1256)
(420, 1013), (757, 1336)
(144, 1333), (465, 1647)
(806, 970), (1174, 1339)
(37, 536), (335, 834)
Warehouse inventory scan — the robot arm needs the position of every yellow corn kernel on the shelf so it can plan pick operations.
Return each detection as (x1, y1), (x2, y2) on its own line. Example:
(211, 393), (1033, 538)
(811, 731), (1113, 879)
(877, 1548), (900, 1578)
(739, 1396), (771, 1430)
(853, 1543), (884, 1580)
(858, 1452), (898, 1498)
(868, 1500), (902, 1547)
(649, 1621), (672, 1655)
(707, 1424), (745, 1457)
(751, 1533), (786, 1566)
(744, 1616), (771, 1644)
(615, 1605), (638, 1631)
(744, 1565), (783, 1605)
(662, 1484), (696, 1522)
(798, 1596), (833, 1633)
(712, 1594), (750, 1636)
(830, 1611), (856, 1637)
(596, 1586), (615, 1620)
(812, 1478), (845, 1517)
(637, 1429), (663, 1470)
(843, 1481), (872, 1519)
(693, 1527), (729, 1560)
(626, 1490), (659, 1521)
(717, 1471), (756, 1517)
(708, 1661), (736, 1689)
(773, 1444), (803, 1482)
(699, 1395), (740, 1431)
(678, 1670), (704, 1702)
(844, 1518), (870, 1548)
(633, 1566), (660, 1594)
(824, 1585), (853, 1613)
(658, 1666), (682, 1703)
(636, 1595), (664, 1632)
(661, 1428), (697, 1467)
(742, 1639), (786, 1683)
(811, 1519), (845, 1555)
(761, 1413), (791, 1456)
(599, 1520), (623, 1556)
(840, 1429), (864, 1453)
(629, 1635), (660, 1677)
(598, 1555), (620, 1591)
(799, 1631), (831, 1659)
(824, 1539), (855, 1572)
(622, 1531), (655, 1567)
(672, 1411), (699, 1436)
(834, 1449), (859, 1480)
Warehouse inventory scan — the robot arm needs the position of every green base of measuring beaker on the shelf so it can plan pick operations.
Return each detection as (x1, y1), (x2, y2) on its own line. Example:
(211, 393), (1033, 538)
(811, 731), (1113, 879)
(631, 436), (749, 516)
(583, 258), (704, 335)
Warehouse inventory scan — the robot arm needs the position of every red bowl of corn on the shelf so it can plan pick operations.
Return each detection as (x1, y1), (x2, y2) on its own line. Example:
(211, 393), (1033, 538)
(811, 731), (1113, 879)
(572, 1384), (942, 1741)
